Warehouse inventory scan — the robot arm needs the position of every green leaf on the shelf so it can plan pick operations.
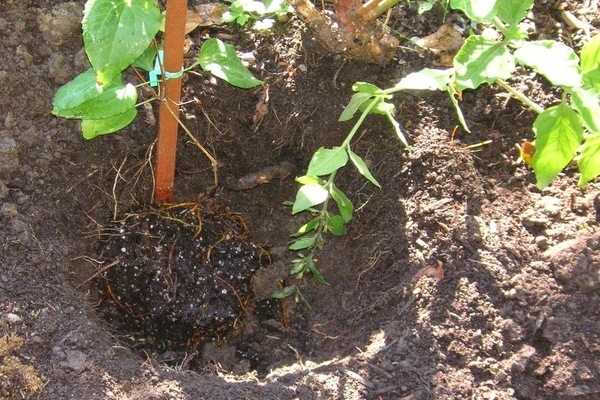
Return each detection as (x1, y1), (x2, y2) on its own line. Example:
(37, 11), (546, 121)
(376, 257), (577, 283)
(330, 184), (353, 222)
(532, 104), (584, 188)
(327, 214), (346, 236)
(292, 183), (328, 214)
(289, 235), (317, 250)
(296, 175), (324, 185)
(272, 285), (296, 298)
(578, 134), (600, 186)
(385, 111), (408, 148)
(348, 148), (381, 187)
(450, 0), (497, 23)
(290, 259), (307, 275)
(360, 99), (395, 116)
(293, 217), (320, 236)
(495, 0), (533, 25)
(580, 33), (600, 73)
(569, 87), (600, 133)
(339, 92), (373, 122)
(81, 108), (137, 139)
(352, 82), (385, 95)
(448, 87), (471, 132)
(132, 43), (158, 72)
(306, 146), (349, 176)
(395, 68), (453, 91)
(53, 69), (119, 112)
(454, 35), (515, 90)
(198, 38), (263, 89)
(583, 67), (600, 91)
(418, 1), (435, 14)
(53, 82), (138, 120)
(83, 0), (161, 84)
(514, 40), (581, 87)
(308, 260), (328, 285)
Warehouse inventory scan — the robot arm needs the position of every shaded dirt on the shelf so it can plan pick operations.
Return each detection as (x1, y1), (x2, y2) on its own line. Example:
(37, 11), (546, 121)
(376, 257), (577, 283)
(1, 0), (600, 399)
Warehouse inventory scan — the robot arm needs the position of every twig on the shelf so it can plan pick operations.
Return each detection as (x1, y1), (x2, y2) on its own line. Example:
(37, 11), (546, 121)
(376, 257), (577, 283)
(78, 259), (120, 288)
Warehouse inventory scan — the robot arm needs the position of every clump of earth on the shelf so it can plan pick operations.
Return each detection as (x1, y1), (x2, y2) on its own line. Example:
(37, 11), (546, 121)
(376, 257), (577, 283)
(96, 198), (263, 350)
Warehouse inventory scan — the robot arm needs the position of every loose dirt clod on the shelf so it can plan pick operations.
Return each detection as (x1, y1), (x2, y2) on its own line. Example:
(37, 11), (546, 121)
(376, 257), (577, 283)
(96, 199), (262, 350)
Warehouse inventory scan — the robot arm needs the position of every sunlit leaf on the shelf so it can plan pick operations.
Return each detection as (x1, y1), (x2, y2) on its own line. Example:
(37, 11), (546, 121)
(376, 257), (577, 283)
(495, 0), (533, 25)
(580, 33), (600, 73)
(306, 146), (349, 176)
(578, 134), (600, 186)
(395, 68), (453, 91)
(292, 183), (328, 214)
(569, 87), (600, 133)
(450, 0), (497, 23)
(514, 40), (581, 87)
(532, 104), (584, 188)
(454, 35), (515, 90)
(293, 217), (320, 236)
(83, 0), (161, 84)
(198, 38), (263, 88)
(339, 92), (373, 121)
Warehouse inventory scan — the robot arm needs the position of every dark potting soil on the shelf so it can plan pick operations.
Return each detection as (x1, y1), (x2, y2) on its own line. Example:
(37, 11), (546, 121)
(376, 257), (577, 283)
(95, 198), (263, 350)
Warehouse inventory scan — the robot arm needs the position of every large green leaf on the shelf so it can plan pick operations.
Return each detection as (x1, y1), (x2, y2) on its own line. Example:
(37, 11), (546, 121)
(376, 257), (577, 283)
(83, 0), (161, 84)
(578, 134), (600, 186)
(495, 0), (533, 25)
(292, 183), (328, 214)
(580, 33), (600, 73)
(306, 146), (349, 176)
(514, 41), (581, 87)
(454, 35), (515, 90)
(53, 69), (120, 113)
(53, 82), (138, 120)
(81, 108), (137, 139)
(198, 38), (262, 88)
(532, 104), (584, 188)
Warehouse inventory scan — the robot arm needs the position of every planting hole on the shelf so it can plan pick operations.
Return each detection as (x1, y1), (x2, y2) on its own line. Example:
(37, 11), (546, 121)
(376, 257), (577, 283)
(93, 198), (264, 353)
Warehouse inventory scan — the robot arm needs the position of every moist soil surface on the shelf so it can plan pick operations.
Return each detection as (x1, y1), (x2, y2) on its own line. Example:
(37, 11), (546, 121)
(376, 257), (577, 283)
(2, 0), (600, 399)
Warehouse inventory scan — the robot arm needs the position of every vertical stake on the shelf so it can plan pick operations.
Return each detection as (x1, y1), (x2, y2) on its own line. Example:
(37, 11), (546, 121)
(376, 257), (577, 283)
(154, 0), (189, 204)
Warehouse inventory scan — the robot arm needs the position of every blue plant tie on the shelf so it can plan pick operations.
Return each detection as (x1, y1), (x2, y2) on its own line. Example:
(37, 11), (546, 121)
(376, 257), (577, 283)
(149, 50), (184, 87)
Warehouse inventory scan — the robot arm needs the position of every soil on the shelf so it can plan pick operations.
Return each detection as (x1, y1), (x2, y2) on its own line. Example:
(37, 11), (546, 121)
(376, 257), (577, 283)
(1, 0), (600, 399)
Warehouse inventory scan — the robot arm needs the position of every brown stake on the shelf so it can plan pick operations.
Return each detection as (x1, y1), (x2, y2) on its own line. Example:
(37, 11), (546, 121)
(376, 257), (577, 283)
(154, 0), (189, 204)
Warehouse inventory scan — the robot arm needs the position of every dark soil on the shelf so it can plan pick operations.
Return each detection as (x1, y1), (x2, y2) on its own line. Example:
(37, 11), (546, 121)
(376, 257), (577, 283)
(1, 0), (600, 399)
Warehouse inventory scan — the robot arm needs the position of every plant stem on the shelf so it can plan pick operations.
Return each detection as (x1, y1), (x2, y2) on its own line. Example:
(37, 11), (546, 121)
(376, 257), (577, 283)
(495, 78), (544, 114)
(154, 0), (189, 204)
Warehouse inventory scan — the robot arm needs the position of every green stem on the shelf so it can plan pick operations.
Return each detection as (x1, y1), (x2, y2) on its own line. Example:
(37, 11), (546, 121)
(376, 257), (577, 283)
(492, 16), (509, 37)
(342, 99), (379, 147)
(495, 78), (544, 114)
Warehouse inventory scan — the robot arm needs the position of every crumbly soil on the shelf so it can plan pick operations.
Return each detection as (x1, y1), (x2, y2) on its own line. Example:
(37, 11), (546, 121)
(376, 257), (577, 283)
(1, 0), (600, 399)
